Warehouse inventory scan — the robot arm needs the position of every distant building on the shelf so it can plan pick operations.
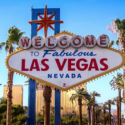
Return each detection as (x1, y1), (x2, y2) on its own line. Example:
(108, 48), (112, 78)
(121, 111), (125, 119)
(3, 85), (23, 105)
(113, 111), (117, 122)
(111, 109), (116, 115)
(113, 111), (117, 116)
(97, 103), (103, 107)
(113, 110), (125, 123)
(36, 84), (87, 115)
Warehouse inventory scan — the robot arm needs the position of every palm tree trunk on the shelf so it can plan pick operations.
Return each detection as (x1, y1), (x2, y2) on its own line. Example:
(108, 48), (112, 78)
(6, 70), (14, 125)
(119, 88), (121, 125)
(117, 101), (119, 125)
(92, 106), (95, 125)
(88, 106), (91, 125)
(121, 37), (125, 124)
(6, 45), (13, 125)
(43, 86), (52, 125)
(0, 116), (2, 124)
(120, 37), (125, 53)
(103, 109), (106, 125)
(78, 97), (82, 125)
(109, 104), (111, 125)
(123, 85), (125, 103)
(95, 112), (97, 125)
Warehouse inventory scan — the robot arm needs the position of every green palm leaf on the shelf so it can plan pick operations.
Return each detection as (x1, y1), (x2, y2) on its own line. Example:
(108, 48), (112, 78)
(109, 72), (124, 90)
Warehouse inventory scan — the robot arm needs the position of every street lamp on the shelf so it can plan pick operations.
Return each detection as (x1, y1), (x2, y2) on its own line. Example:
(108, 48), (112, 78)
(25, 80), (29, 83)
(24, 80), (29, 87)
(24, 82), (29, 111)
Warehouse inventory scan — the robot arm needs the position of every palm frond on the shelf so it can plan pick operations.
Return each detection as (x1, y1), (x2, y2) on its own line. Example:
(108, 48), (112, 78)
(116, 39), (120, 45)
(83, 97), (96, 106)
(70, 88), (90, 104)
(5, 44), (9, 51)
(115, 18), (121, 26)
(95, 108), (101, 113)
(7, 26), (25, 44)
(90, 91), (101, 98)
(0, 42), (5, 50)
(105, 99), (115, 105)
(101, 104), (108, 110)
(69, 94), (78, 103)
(114, 18), (125, 37)
(113, 97), (119, 103)
(109, 40), (114, 47)
(16, 46), (21, 50)
(109, 72), (124, 90)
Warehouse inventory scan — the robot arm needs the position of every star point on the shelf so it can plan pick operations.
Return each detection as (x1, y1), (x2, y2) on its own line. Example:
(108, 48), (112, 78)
(29, 4), (63, 38)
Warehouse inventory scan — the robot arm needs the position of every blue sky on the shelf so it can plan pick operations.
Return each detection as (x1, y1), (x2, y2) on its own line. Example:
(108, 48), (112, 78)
(0, 0), (125, 110)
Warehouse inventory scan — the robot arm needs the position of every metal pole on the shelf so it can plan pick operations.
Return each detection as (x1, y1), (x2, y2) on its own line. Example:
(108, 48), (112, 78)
(27, 6), (61, 125)
(40, 90), (41, 114)
(55, 89), (61, 125)
(36, 91), (38, 124)
(54, 8), (61, 125)
(27, 79), (36, 125)
(26, 6), (37, 125)
(65, 92), (66, 114)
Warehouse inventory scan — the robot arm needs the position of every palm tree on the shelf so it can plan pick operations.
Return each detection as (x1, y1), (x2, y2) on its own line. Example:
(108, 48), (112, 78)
(50, 106), (63, 115)
(105, 100), (115, 125)
(109, 72), (124, 125)
(113, 97), (123, 125)
(107, 18), (125, 53)
(90, 91), (100, 125)
(50, 106), (55, 115)
(107, 18), (125, 115)
(0, 26), (24, 125)
(83, 97), (97, 125)
(0, 98), (7, 122)
(36, 81), (52, 125)
(101, 104), (108, 125)
(41, 106), (44, 116)
(23, 106), (28, 113)
(105, 112), (112, 124)
(69, 88), (90, 125)
(109, 19), (125, 51)
(0, 97), (7, 104)
(95, 108), (101, 125)
(43, 86), (52, 125)
(113, 97), (119, 125)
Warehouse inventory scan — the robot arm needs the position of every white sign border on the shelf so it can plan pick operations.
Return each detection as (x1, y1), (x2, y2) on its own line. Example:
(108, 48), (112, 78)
(5, 31), (125, 91)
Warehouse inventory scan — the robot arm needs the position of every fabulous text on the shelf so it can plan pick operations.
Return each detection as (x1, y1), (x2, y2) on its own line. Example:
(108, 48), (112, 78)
(42, 50), (97, 58)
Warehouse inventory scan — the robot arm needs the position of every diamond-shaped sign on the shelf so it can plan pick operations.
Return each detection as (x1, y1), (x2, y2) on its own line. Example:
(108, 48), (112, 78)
(5, 32), (125, 90)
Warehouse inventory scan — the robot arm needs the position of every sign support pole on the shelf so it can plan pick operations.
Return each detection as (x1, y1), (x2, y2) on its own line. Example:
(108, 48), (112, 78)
(27, 79), (36, 125)
(26, 6), (61, 125)
(55, 89), (61, 125)
(27, 6), (37, 125)
(54, 9), (61, 125)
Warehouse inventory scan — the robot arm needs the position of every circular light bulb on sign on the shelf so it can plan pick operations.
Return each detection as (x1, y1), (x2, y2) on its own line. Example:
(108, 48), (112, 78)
(97, 34), (110, 47)
(70, 35), (84, 48)
(84, 35), (96, 48)
(45, 36), (57, 48)
(57, 35), (70, 48)
(32, 36), (44, 49)
(18, 36), (31, 49)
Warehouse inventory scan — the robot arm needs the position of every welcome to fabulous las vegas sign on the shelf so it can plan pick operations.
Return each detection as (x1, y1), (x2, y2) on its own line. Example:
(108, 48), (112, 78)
(5, 31), (125, 90)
